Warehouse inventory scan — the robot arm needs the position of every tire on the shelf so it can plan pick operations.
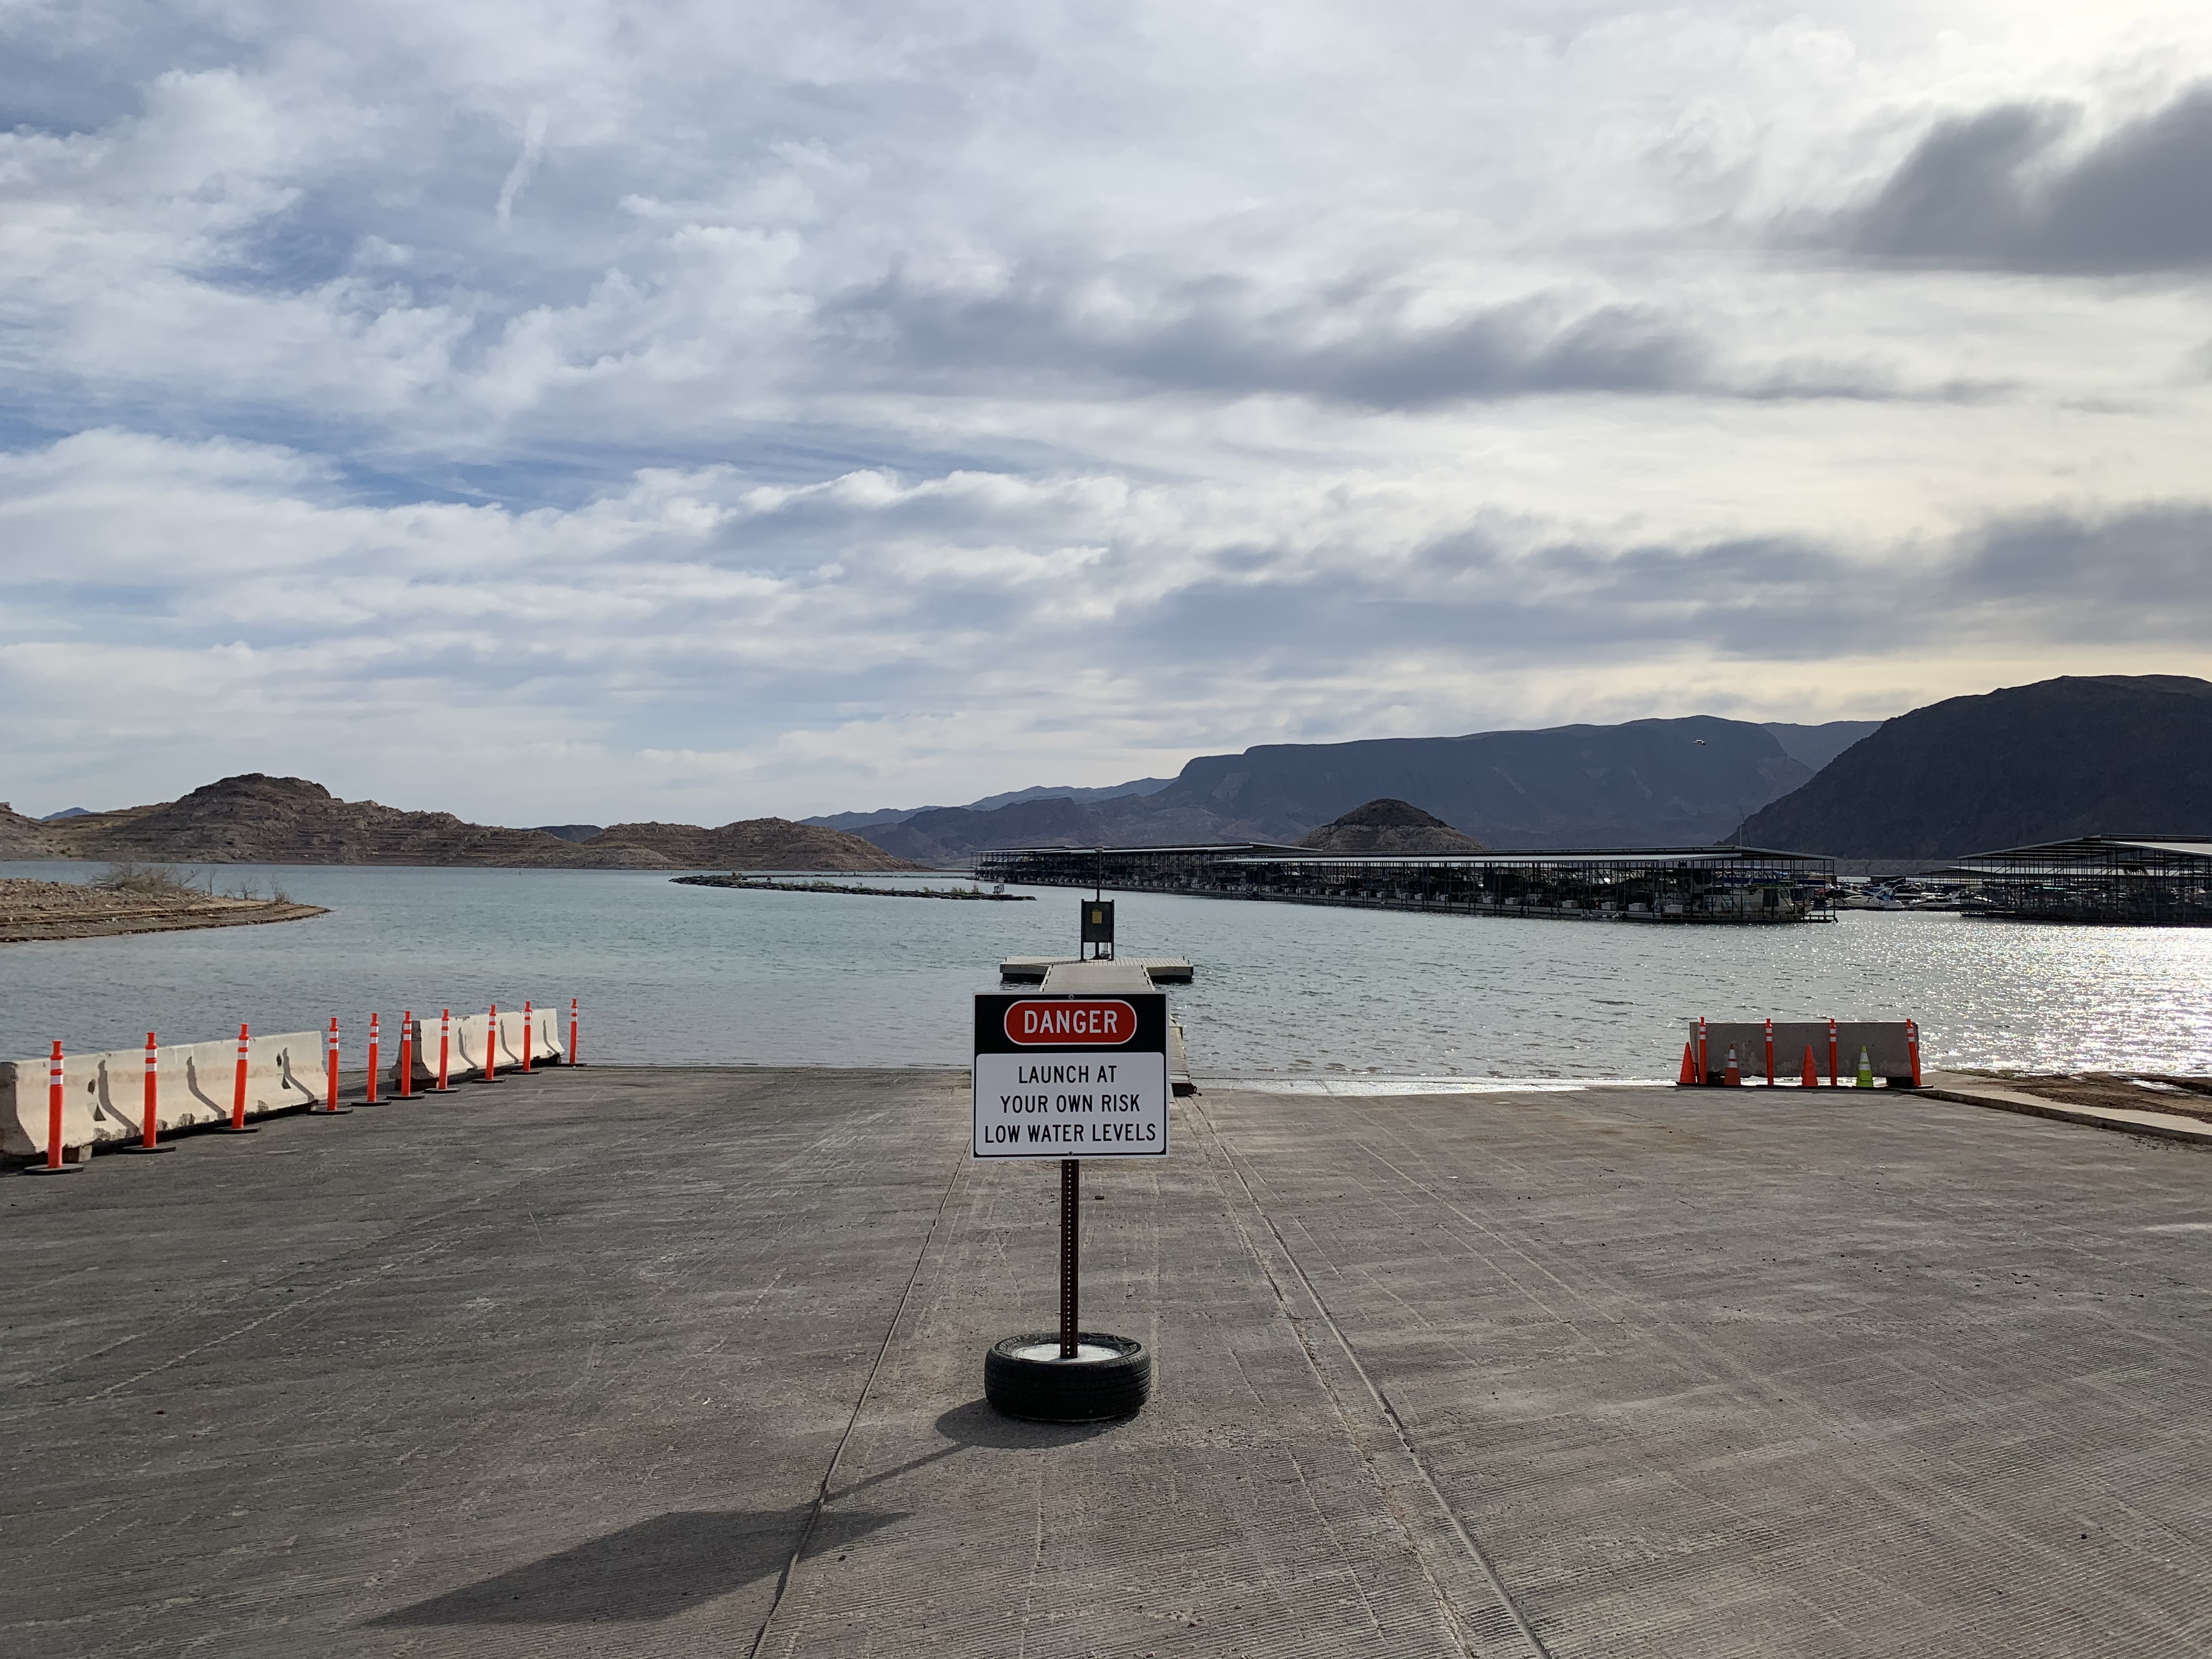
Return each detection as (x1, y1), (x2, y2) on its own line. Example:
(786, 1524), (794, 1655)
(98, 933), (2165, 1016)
(984, 1332), (1153, 1423)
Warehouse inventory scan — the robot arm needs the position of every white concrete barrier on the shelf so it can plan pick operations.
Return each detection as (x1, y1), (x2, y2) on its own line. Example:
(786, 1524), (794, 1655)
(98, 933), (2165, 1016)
(395, 1004), (562, 1087)
(1, 1032), (321, 1158)
(1691, 1019), (1919, 1085)
(5, 1002), (573, 1156)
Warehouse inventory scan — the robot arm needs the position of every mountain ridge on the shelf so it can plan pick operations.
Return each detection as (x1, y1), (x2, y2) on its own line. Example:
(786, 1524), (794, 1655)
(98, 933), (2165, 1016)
(1735, 675), (2212, 857)
(848, 715), (1819, 861)
(7, 776), (917, 871)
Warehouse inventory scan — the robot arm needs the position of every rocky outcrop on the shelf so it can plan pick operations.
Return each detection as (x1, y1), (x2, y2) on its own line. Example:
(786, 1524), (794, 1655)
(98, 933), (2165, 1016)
(1295, 799), (1489, 854)
(0, 804), (64, 859)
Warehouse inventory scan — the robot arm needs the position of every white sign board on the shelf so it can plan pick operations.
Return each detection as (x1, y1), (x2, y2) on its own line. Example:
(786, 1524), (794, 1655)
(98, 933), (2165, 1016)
(972, 993), (1170, 1160)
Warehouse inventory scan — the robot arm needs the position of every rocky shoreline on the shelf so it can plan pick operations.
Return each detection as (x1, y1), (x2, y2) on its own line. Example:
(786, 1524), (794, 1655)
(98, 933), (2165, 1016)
(0, 878), (328, 944)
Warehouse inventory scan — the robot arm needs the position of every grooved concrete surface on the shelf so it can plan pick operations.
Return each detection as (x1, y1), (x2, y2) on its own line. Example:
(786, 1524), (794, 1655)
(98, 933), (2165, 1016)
(4, 1070), (2208, 1656)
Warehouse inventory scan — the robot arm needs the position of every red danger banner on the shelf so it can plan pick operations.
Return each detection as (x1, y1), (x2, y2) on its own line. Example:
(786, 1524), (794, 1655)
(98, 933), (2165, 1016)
(1003, 999), (1136, 1047)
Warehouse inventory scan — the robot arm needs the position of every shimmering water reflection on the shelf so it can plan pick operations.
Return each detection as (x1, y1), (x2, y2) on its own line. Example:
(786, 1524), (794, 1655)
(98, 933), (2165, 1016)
(2, 862), (2207, 1077)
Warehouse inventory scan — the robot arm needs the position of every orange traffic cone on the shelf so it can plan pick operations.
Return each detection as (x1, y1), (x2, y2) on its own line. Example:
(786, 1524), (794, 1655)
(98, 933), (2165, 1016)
(1678, 1042), (1697, 1086)
(1723, 1045), (1742, 1086)
(1801, 1045), (1819, 1087)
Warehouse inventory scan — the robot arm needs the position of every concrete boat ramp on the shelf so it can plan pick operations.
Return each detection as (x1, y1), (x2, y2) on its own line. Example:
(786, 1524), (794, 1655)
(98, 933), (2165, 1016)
(5, 1068), (2208, 1656)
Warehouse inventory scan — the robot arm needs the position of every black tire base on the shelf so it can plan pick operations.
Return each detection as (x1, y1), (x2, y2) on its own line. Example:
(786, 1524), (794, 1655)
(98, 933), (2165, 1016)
(984, 1332), (1152, 1422)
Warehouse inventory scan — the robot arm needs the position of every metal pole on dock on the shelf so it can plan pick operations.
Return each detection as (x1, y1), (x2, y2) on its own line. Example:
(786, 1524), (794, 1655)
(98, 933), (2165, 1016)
(1059, 1157), (1080, 1358)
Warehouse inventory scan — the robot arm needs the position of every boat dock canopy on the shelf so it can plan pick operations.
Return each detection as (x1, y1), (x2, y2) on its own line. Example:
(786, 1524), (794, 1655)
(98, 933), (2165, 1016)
(1945, 834), (2212, 925)
(975, 843), (1837, 924)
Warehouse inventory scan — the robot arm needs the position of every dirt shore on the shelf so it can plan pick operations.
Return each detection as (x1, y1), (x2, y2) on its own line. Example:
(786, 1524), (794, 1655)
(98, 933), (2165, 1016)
(1977, 1071), (2212, 1122)
(0, 877), (328, 943)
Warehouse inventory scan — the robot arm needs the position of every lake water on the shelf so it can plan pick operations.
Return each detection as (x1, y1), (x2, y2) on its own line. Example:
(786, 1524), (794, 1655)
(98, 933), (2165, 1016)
(3, 861), (2208, 1078)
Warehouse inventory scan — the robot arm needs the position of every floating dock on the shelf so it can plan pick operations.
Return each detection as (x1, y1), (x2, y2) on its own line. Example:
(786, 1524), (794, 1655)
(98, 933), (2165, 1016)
(998, 954), (1194, 983)
(1025, 958), (1196, 1094)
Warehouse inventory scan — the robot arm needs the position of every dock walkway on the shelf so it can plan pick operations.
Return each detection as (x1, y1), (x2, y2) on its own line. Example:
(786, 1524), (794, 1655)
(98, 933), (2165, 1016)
(999, 955), (1193, 983)
(5, 1070), (2207, 1655)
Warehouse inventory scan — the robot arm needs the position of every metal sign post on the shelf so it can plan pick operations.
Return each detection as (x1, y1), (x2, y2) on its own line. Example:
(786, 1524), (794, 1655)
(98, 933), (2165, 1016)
(1059, 1157), (1080, 1357)
(975, 981), (1165, 1420)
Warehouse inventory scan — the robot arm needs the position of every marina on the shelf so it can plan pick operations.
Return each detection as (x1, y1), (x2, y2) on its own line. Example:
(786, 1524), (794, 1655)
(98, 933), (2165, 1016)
(1949, 835), (2212, 926)
(977, 843), (1837, 923)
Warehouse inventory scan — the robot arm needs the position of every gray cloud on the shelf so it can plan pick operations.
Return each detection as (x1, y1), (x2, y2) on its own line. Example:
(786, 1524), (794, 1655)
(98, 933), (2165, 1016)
(1842, 84), (2212, 273)
(4, 4), (2211, 822)
(830, 269), (1717, 407)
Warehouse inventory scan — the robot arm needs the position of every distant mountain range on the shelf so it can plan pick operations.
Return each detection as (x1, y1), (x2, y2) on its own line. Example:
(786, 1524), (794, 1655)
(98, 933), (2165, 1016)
(0, 776), (915, 871)
(805, 776), (1173, 833)
(1736, 675), (2212, 857)
(13, 681), (2199, 871)
(842, 717), (1883, 864)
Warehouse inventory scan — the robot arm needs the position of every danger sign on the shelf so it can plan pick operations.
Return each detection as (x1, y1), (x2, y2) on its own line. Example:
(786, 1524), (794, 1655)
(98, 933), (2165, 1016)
(973, 991), (1169, 1160)
(1003, 999), (1135, 1045)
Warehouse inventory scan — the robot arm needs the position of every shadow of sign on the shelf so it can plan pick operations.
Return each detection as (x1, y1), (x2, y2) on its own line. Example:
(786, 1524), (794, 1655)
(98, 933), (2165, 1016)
(930, 1397), (1116, 1451)
(364, 1402), (1125, 1627)
(364, 1506), (900, 1626)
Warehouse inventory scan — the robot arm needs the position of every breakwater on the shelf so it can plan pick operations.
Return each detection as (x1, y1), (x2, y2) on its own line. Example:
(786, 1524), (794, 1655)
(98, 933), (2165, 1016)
(674, 874), (1034, 900)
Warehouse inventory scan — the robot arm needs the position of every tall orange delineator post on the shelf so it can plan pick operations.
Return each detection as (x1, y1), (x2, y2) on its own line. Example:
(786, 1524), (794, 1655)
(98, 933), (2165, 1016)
(568, 997), (581, 1066)
(482, 1003), (501, 1083)
(224, 1023), (258, 1134)
(365, 1014), (381, 1104)
(125, 1031), (174, 1155)
(1696, 1016), (1709, 1085)
(24, 1040), (78, 1175)
(1763, 1017), (1775, 1086)
(397, 1011), (415, 1098)
(520, 1001), (533, 1074)
(435, 1009), (452, 1092)
(1827, 1018), (1839, 1088)
(1905, 1019), (1922, 1087)
(318, 1017), (350, 1115)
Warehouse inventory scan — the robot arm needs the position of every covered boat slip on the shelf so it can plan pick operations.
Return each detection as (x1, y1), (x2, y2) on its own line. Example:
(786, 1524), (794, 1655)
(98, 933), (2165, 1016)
(5, 1068), (2205, 1656)
(1948, 834), (2212, 925)
(978, 843), (1836, 923)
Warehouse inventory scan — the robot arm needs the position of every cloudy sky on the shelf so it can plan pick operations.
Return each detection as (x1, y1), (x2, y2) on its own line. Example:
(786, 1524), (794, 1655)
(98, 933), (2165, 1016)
(4, 2), (2210, 825)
